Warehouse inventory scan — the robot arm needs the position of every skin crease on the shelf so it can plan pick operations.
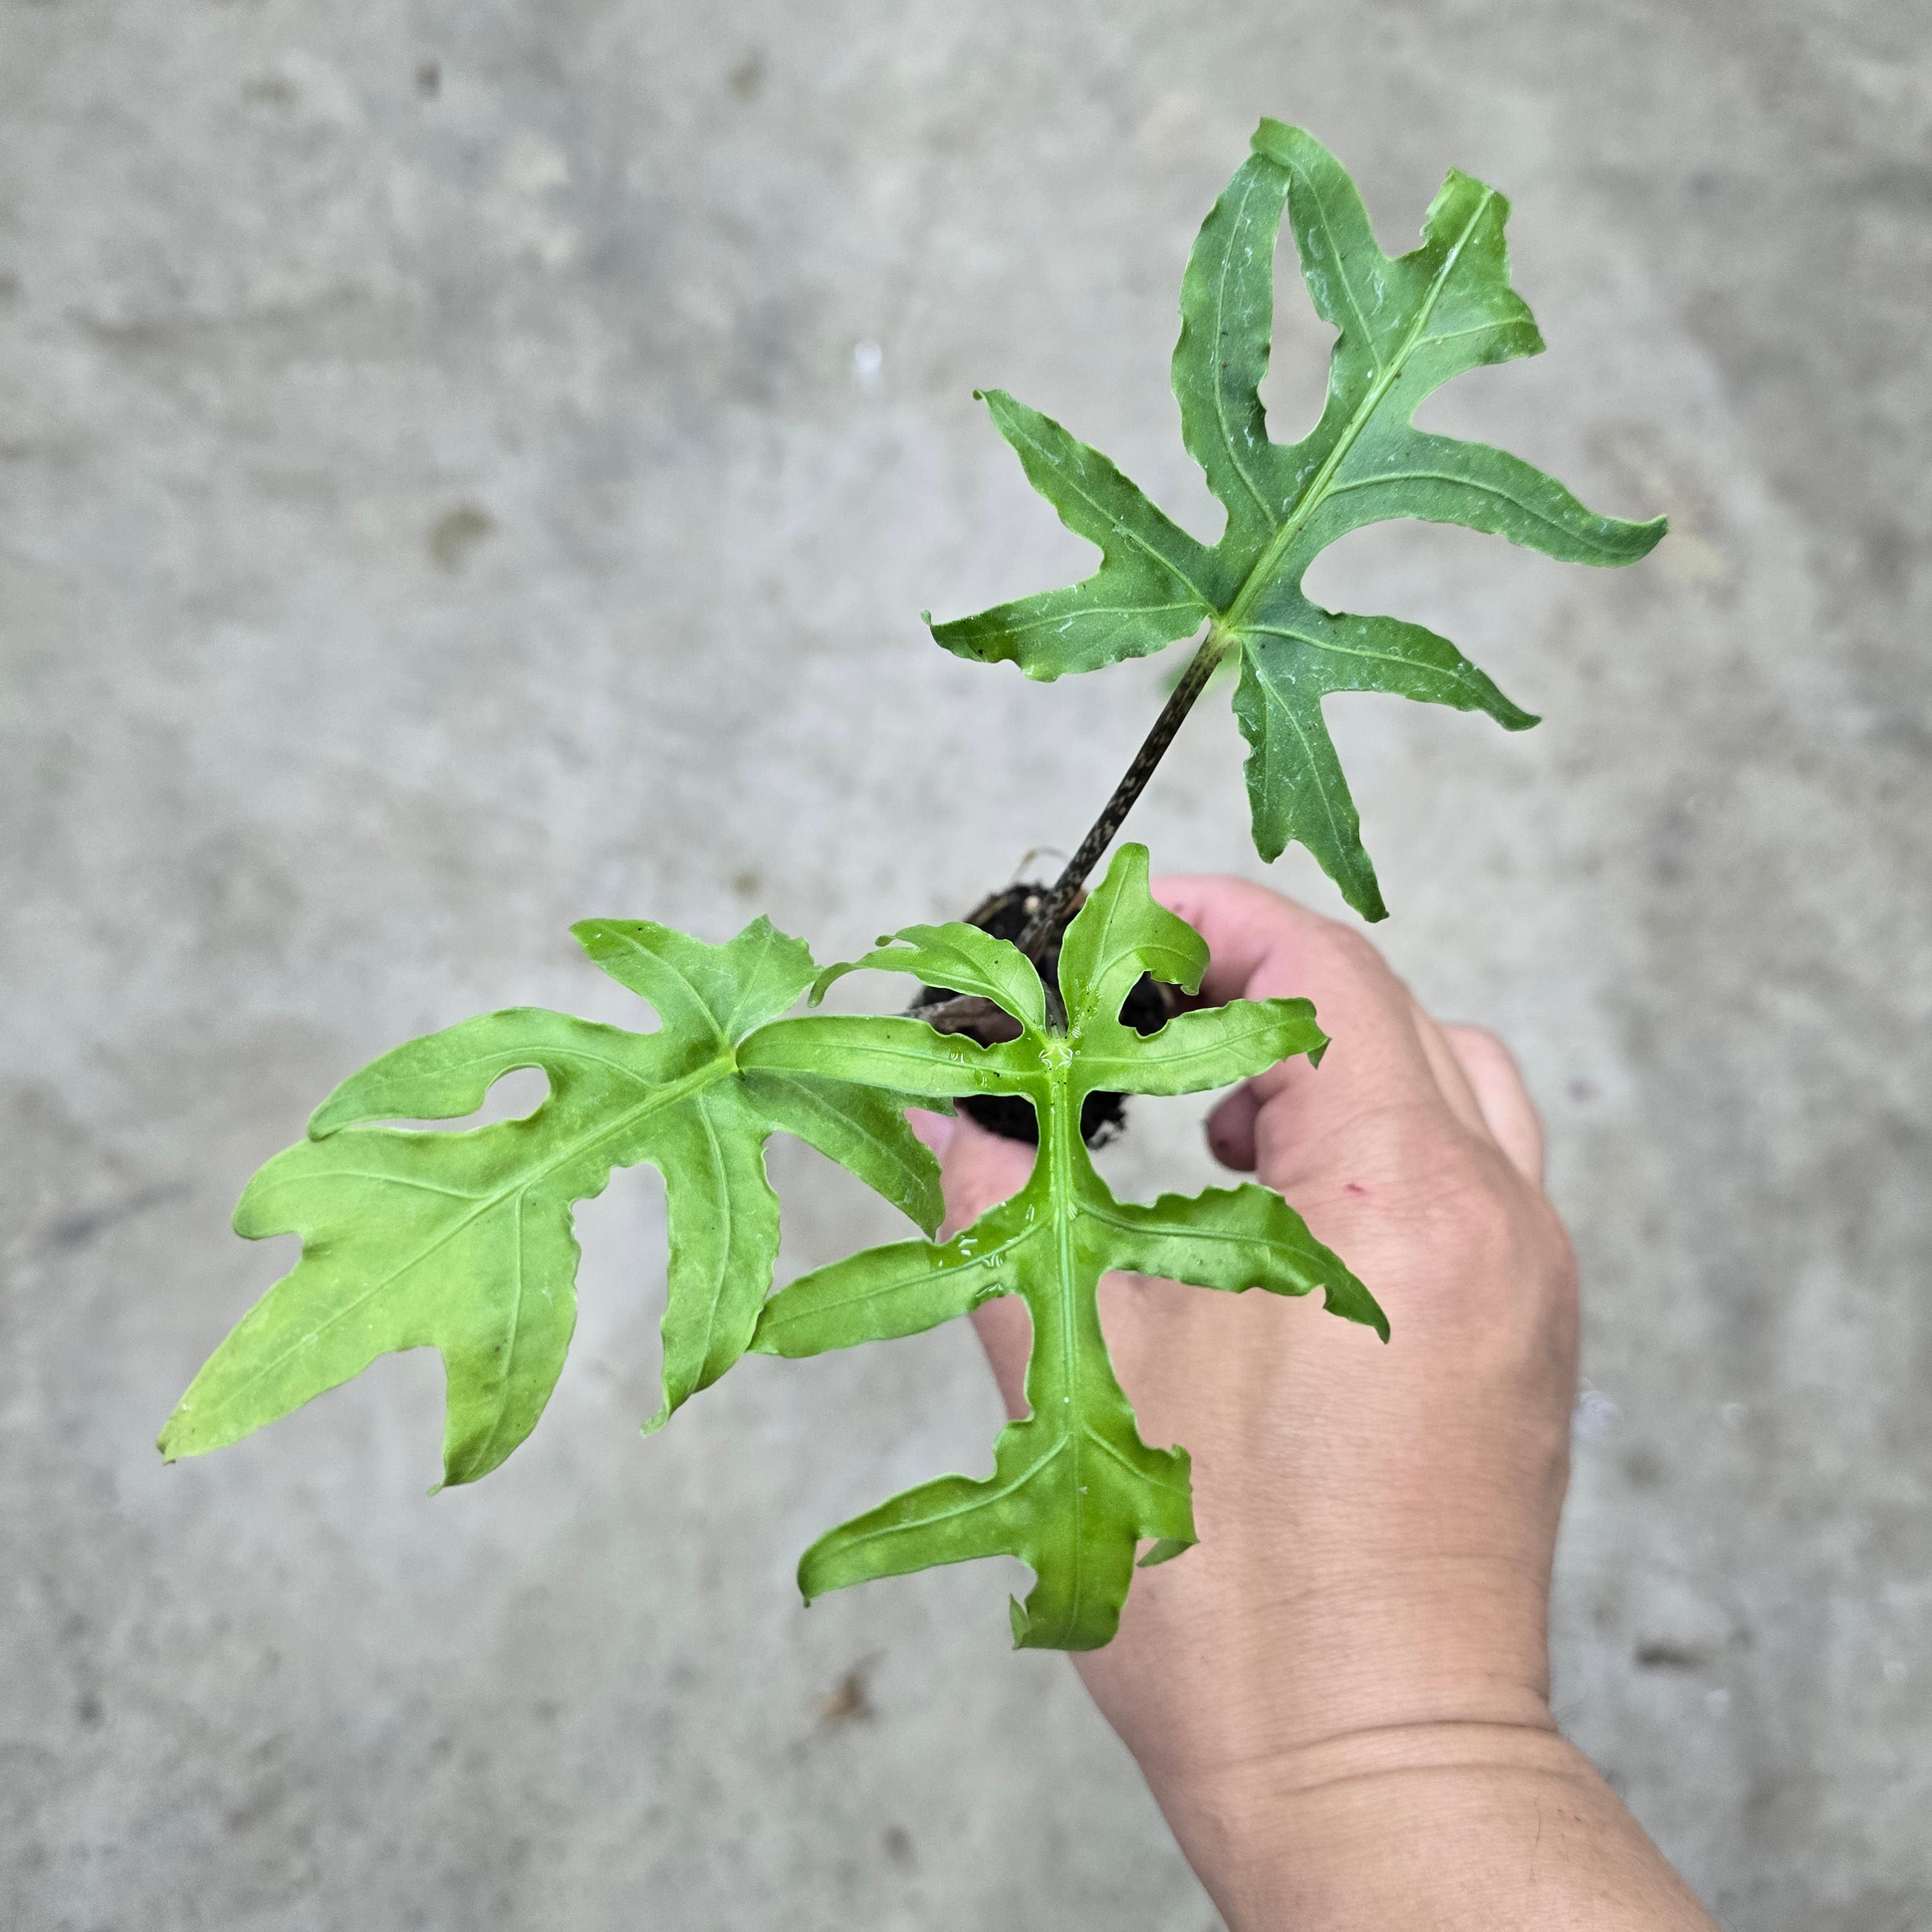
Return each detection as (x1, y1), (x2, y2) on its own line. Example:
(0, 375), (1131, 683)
(913, 875), (1720, 1932)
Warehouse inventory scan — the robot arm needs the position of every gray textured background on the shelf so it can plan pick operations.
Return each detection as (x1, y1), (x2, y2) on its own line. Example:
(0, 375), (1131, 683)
(4, 2), (1928, 1927)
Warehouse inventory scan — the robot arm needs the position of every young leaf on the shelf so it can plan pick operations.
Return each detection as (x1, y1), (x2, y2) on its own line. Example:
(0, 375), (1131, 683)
(929, 121), (1664, 919)
(748, 845), (1383, 1650)
(812, 920), (1048, 1031)
(158, 918), (945, 1488)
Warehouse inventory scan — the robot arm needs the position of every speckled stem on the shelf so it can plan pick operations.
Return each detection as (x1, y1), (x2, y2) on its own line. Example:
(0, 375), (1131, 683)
(1016, 624), (1231, 959)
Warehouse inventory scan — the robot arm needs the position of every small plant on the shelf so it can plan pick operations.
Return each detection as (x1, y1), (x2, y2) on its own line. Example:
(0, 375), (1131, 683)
(160, 121), (1661, 1650)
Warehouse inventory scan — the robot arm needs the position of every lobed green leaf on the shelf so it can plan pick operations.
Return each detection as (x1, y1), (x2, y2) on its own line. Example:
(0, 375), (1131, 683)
(929, 121), (1664, 918)
(754, 847), (1381, 1648)
(161, 920), (951, 1485)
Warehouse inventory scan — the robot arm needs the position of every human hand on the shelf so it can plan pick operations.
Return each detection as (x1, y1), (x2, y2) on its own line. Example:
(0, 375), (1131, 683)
(917, 874), (1714, 1929)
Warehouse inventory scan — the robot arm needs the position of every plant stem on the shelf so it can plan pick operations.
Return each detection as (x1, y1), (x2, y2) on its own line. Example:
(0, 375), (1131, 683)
(1016, 624), (1231, 958)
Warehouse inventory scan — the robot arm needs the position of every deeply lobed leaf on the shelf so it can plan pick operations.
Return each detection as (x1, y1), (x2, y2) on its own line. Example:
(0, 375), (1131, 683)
(930, 121), (1663, 919)
(753, 846), (1382, 1649)
(159, 918), (945, 1486)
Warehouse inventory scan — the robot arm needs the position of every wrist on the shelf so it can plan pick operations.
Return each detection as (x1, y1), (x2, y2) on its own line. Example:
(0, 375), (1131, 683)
(1187, 1723), (1576, 1929)
(1083, 1544), (1558, 1789)
(1086, 1561), (1569, 1924)
(1156, 1723), (1714, 1932)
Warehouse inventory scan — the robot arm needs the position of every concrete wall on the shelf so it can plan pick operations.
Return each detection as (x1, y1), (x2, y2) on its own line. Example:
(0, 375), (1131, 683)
(5, 2), (1928, 1926)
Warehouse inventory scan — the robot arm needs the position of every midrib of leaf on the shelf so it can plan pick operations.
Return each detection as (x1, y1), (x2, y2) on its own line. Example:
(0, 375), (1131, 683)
(874, 1437), (1076, 1550)
(351, 1038), (669, 1102)
(1086, 1196), (1306, 1263)
(471, 1189), (531, 1468)
(1218, 190), (1494, 633)
(1209, 165), (1278, 524)
(1272, 697), (1350, 849)
(1080, 1011), (1304, 1087)
(590, 930), (734, 1047)
(1001, 411), (1222, 612)
(831, 1037), (1020, 1085)
(1085, 1425), (1182, 1498)
(194, 1053), (735, 1426)
(1066, 900), (1129, 1038)
(1296, 170), (1390, 375)
(755, 1073), (930, 1202)
(688, 1098), (734, 1380)
(1246, 611), (1494, 698)
(759, 1222), (1040, 1340)
(719, 924), (781, 1038)
(1046, 1066), (1090, 1640)
(1321, 466), (1634, 559)
(999, 599), (1204, 638)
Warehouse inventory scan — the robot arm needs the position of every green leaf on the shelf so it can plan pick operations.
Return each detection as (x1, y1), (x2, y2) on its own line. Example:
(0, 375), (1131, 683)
(159, 917), (945, 1486)
(1054, 841), (1207, 1031)
(1138, 1537), (1194, 1570)
(930, 122), (1664, 918)
(752, 846), (1381, 1649)
(811, 920), (1047, 1031)
(741, 1016), (1034, 1100)
(923, 390), (1238, 679)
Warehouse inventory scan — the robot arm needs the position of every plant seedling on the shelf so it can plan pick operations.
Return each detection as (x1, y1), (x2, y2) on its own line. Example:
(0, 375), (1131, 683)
(160, 121), (1661, 1649)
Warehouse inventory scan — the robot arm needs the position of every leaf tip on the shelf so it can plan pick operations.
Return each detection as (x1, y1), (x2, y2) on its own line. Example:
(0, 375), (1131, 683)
(1007, 1595), (1030, 1648)
(807, 959), (857, 1007)
(1341, 872), (1390, 923)
(1248, 116), (1303, 167)
(156, 1405), (196, 1463)
(433, 1445), (495, 1492)
(1137, 1536), (1195, 1570)
(1328, 1275), (1391, 1342)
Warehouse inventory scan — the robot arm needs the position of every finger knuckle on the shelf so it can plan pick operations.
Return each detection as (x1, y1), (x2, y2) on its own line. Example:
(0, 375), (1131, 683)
(1447, 1022), (1519, 1078)
(1300, 920), (1390, 987)
(1399, 1133), (1569, 1286)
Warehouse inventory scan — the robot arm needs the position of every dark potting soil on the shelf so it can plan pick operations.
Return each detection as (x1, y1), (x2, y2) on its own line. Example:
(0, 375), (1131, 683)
(912, 879), (1177, 1148)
